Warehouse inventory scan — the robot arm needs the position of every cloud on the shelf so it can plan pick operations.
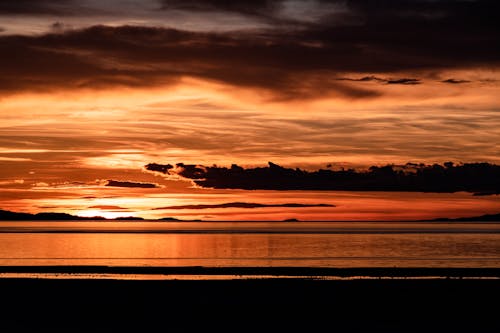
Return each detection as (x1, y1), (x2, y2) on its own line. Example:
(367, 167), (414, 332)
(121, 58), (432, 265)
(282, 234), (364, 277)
(2, 0), (500, 99)
(145, 161), (500, 194)
(0, 0), (73, 15)
(337, 76), (421, 85)
(337, 76), (386, 83)
(88, 205), (129, 210)
(50, 21), (74, 33)
(0, 25), (382, 99)
(386, 78), (421, 85)
(0, 157), (31, 162)
(159, 0), (281, 17)
(105, 180), (161, 188)
(0, 179), (24, 186)
(158, 0), (315, 26)
(442, 79), (471, 84)
(154, 202), (335, 210)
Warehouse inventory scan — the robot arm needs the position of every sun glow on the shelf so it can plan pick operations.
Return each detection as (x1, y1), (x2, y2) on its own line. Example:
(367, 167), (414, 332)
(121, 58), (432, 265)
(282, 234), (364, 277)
(76, 209), (135, 220)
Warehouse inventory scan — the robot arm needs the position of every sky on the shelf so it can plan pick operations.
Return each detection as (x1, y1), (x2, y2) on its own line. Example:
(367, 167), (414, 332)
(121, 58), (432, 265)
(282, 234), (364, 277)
(0, 0), (499, 220)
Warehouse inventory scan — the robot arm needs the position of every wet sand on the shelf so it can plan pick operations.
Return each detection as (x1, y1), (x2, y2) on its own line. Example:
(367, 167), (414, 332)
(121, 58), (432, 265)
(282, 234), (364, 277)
(1, 267), (499, 332)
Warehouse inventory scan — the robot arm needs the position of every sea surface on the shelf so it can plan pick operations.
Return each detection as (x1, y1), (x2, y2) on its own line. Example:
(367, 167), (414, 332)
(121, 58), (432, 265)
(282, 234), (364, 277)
(0, 221), (499, 279)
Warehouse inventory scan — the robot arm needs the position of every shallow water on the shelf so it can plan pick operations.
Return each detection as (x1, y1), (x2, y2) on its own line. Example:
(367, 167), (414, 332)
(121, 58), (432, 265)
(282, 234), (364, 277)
(1, 221), (499, 269)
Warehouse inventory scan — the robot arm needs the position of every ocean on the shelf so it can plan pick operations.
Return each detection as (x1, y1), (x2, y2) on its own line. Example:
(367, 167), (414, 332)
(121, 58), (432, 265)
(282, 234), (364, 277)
(0, 221), (499, 279)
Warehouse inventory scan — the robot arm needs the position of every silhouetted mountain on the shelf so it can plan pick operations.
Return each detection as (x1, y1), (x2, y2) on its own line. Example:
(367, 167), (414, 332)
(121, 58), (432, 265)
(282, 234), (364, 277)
(430, 213), (500, 222)
(115, 216), (145, 220)
(158, 217), (202, 222)
(0, 209), (202, 221)
(146, 161), (500, 194)
(1, 210), (104, 221)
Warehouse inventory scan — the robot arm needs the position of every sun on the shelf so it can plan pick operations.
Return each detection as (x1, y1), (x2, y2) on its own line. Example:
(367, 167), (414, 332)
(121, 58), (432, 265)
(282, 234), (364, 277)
(76, 209), (135, 220)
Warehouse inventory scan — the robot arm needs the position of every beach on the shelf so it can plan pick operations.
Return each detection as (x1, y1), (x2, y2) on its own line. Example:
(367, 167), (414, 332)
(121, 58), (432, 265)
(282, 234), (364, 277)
(1, 268), (499, 332)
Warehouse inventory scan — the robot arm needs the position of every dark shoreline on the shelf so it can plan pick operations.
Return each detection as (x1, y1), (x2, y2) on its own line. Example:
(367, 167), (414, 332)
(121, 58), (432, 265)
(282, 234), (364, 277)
(1, 267), (499, 332)
(1, 265), (500, 278)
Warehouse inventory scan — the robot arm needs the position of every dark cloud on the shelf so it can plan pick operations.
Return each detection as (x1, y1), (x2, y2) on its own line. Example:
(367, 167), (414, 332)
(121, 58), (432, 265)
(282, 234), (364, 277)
(338, 76), (421, 85)
(105, 180), (160, 188)
(159, 0), (282, 16)
(158, 0), (306, 27)
(50, 21), (73, 32)
(1, 0), (499, 97)
(337, 76), (386, 83)
(154, 202), (334, 210)
(145, 161), (500, 194)
(0, 0), (73, 15)
(0, 25), (379, 99)
(442, 79), (471, 84)
(386, 78), (421, 85)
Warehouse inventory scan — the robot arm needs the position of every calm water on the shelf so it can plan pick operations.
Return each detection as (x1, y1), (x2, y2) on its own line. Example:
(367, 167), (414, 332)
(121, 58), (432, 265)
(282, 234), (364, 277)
(0, 221), (499, 270)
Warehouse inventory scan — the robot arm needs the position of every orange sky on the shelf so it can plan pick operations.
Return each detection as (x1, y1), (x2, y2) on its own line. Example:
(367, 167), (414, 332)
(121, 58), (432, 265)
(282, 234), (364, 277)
(0, 1), (499, 220)
(1, 77), (499, 220)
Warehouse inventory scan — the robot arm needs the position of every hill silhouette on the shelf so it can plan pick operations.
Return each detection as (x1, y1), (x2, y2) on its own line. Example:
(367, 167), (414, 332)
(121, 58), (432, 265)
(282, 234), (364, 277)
(0, 210), (101, 221)
(0, 209), (200, 222)
(429, 213), (500, 222)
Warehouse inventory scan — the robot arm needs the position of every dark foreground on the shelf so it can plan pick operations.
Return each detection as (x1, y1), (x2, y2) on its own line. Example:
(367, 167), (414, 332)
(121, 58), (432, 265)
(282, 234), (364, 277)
(1, 274), (499, 332)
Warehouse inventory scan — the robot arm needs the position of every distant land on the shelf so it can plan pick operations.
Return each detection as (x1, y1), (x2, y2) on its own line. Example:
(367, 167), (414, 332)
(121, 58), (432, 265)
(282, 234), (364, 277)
(428, 213), (500, 222)
(0, 210), (142, 221)
(1, 209), (499, 222)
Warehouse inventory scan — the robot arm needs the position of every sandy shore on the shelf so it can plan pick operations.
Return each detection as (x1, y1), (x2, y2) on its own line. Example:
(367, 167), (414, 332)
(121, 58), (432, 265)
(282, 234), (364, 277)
(1, 267), (499, 332)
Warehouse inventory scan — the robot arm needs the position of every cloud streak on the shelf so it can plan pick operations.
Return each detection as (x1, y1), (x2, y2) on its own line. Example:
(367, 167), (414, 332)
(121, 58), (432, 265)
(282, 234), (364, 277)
(154, 202), (334, 210)
(105, 180), (161, 188)
(442, 79), (471, 84)
(337, 76), (422, 85)
(386, 78), (421, 85)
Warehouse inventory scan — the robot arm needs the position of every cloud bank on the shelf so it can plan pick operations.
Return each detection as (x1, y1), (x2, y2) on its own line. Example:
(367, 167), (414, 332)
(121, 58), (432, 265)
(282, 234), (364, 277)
(0, 0), (498, 97)
(145, 161), (500, 194)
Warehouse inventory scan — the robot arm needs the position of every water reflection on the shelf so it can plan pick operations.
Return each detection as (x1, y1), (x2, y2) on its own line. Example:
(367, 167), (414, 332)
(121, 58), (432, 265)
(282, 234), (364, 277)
(1, 227), (499, 268)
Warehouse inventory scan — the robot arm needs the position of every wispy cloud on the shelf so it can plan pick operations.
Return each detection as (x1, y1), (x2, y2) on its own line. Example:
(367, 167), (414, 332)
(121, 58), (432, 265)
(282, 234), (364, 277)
(105, 180), (161, 188)
(442, 79), (471, 84)
(153, 202), (334, 210)
(337, 76), (421, 85)
(386, 78), (421, 85)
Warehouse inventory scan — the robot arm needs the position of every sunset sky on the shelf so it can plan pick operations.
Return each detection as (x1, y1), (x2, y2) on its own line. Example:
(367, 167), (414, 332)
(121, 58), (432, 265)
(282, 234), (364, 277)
(1, 0), (499, 220)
